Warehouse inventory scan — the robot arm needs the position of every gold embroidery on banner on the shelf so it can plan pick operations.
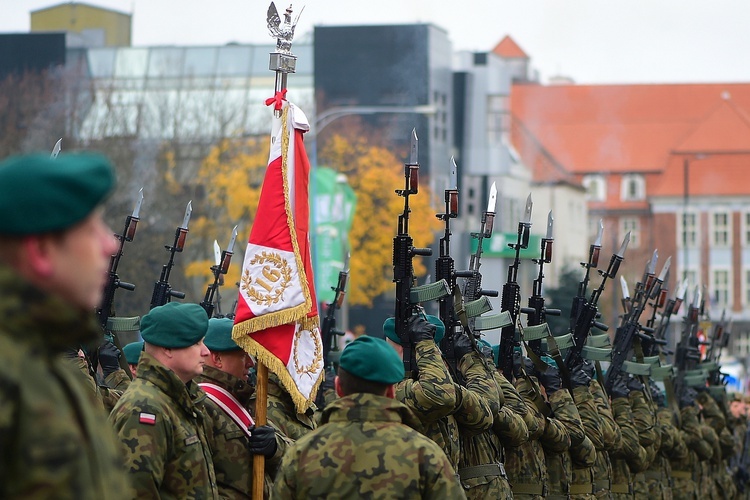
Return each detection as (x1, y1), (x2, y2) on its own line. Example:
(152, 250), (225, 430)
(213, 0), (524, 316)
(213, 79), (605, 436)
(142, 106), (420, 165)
(293, 323), (323, 378)
(241, 251), (293, 307)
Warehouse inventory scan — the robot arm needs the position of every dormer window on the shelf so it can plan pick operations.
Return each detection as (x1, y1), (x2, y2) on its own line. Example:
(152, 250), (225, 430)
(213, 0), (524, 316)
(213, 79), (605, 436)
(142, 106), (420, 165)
(621, 174), (645, 201)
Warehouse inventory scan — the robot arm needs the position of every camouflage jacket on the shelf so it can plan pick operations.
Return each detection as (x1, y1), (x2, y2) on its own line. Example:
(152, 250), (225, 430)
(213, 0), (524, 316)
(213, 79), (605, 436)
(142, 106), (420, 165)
(260, 373), (316, 442)
(272, 392), (467, 499)
(0, 263), (133, 500)
(109, 352), (218, 499)
(589, 379), (619, 495)
(456, 353), (514, 499)
(395, 339), (461, 468)
(570, 385), (601, 498)
(197, 365), (288, 499)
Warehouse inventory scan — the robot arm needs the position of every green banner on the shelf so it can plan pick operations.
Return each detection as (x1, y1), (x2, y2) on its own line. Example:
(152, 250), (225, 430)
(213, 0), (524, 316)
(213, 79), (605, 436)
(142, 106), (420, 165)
(313, 167), (356, 303)
(470, 232), (542, 259)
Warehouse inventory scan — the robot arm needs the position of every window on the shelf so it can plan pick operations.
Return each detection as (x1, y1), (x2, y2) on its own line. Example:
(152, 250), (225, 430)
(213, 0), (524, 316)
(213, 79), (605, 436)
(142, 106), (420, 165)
(711, 211), (731, 247)
(487, 95), (509, 145)
(680, 212), (698, 248)
(620, 174), (645, 201)
(744, 269), (750, 306)
(621, 218), (640, 248)
(712, 269), (731, 309)
(744, 212), (750, 245)
(582, 175), (606, 202)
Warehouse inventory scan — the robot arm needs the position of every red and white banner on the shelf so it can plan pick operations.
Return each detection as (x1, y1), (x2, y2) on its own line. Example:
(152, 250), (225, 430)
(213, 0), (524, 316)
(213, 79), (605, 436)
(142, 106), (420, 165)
(233, 101), (323, 412)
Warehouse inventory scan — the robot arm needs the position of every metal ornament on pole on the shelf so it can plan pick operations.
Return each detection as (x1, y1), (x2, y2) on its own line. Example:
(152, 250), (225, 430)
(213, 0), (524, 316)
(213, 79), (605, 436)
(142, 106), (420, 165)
(267, 2), (301, 117)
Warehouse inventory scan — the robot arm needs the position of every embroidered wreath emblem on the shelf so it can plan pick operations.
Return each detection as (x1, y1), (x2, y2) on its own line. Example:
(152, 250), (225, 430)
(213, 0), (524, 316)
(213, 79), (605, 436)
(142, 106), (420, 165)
(241, 251), (293, 307)
(293, 323), (323, 378)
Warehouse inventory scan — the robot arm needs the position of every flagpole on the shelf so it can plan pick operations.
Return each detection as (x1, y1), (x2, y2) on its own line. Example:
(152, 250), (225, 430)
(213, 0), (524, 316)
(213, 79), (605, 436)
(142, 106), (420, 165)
(251, 4), (301, 497)
(252, 362), (268, 499)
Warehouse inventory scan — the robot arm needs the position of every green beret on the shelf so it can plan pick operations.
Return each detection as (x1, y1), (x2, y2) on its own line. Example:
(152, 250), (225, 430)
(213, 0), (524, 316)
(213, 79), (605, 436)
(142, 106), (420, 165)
(339, 336), (404, 384)
(0, 152), (115, 235)
(204, 318), (241, 352)
(382, 315), (445, 345)
(122, 341), (144, 365)
(141, 303), (209, 349)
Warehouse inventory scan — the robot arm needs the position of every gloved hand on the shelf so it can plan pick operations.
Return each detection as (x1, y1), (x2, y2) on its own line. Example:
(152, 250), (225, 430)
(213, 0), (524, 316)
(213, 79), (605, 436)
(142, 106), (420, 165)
(453, 333), (474, 360)
(649, 380), (666, 408)
(679, 387), (698, 409)
(627, 376), (644, 393)
(522, 356), (537, 378)
(408, 314), (436, 344)
(610, 373), (630, 399)
(98, 340), (122, 378)
(570, 360), (593, 388)
(248, 425), (278, 457)
(537, 363), (562, 395)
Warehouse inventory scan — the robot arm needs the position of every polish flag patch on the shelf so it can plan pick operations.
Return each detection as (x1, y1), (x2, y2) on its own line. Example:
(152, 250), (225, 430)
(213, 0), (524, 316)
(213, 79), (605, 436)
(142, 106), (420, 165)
(139, 412), (156, 425)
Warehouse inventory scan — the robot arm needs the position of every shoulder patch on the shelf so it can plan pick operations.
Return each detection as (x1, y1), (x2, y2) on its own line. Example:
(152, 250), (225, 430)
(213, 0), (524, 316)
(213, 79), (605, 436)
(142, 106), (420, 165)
(184, 435), (200, 446)
(139, 412), (157, 425)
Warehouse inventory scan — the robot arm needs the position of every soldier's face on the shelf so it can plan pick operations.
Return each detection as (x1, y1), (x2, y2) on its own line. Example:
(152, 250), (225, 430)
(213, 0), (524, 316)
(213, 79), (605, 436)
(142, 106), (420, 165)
(41, 212), (118, 310)
(170, 339), (210, 383)
(216, 350), (254, 382)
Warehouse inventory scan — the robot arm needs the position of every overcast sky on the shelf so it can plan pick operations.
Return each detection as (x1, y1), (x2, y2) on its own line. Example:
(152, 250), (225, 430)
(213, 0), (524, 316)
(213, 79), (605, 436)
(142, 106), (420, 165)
(3, 0), (750, 85)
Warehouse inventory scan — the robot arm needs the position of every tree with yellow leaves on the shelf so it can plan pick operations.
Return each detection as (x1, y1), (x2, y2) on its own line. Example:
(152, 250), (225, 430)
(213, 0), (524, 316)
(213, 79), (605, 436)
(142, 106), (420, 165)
(319, 134), (441, 307)
(184, 136), (268, 310)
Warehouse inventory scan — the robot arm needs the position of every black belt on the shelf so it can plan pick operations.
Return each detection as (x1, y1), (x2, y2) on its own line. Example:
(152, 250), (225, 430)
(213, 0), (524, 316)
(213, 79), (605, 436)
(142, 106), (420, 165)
(458, 462), (507, 481)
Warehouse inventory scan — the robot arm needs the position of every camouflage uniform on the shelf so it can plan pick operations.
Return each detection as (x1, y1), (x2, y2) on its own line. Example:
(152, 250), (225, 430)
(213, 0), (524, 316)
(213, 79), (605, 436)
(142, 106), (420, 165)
(545, 386), (597, 499)
(610, 394), (648, 499)
(197, 365), (288, 499)
(510, 374), (570, 498)
(261, 372), (317, 441)
(590, 378), (621, 498)
(455, 352), (516, 499)
(647, 406), (686, 500)
(395, 339), (492, 471)
(0, 265), (133, 499)
(670, 405), (711, 500)
(628, 388), (658, 499)
(697, 391), (736, 500)
(272, 392), (467, 499)
(570, 384), (603, 499)
(109, 351), (218, 499)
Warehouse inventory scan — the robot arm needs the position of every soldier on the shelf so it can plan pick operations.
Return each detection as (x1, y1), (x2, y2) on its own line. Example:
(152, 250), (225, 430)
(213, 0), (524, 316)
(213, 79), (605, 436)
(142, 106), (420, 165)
(569, 360), (604, 499)
(627, 375), (660, 499)
(670, 387), (712, 500)
(122, 340), (144, 379)
(260, 371), (317, 441)
(510, 351), (571, 499)
(648, 380), (685, 500)
(608, 374), (648, 498)
(272, 335), (466, 499)
(109, 302), (219, 499)
(0, 152), (133, 499)
(198, 317), (287, 499)
(384, 314), (494, 474)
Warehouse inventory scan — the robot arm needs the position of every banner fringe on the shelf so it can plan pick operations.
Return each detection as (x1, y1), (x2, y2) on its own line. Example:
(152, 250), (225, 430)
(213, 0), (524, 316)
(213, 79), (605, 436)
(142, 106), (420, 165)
(233, 331), (323, 414)
(233, 302), (309, 336)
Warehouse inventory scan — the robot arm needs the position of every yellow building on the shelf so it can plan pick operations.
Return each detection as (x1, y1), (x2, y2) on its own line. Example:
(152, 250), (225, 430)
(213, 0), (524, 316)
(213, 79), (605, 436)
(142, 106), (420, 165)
(31, 2), (131, 47)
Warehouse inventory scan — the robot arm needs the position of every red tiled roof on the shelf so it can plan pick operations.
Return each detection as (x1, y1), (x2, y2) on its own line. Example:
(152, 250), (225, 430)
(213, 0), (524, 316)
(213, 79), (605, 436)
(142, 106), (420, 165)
(493, 35), (528, 59)
(511, 83), (750, 190)
(652, 154), (750, 197)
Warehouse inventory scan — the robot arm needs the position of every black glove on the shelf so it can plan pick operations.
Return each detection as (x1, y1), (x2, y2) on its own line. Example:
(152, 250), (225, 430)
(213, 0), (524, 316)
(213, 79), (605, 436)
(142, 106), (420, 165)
(570, 360), (593, 388)
(538, 364), (562, 395)
(626, 376), (644, 393)
(248, 425), (278, 457)
(453, 334), (473, 360)
(408, 314), (436, 344)
(649, 380), (666, 408)
(679, 387), (698, 409)
(98, 340), (122, 378)
(522, 356), (537, 378)
(610, 373), (630, 399)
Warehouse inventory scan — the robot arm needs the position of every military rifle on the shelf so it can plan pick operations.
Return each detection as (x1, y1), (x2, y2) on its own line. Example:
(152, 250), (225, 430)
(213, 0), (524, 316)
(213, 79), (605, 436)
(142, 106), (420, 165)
(200, 226), (238, 318)
(392, 129), (450, 373)
(435, 158), (462, 374)
(569, 220), (604, 333)
(672, 285), (705, 403)
(321, 261), (348, 371)
(564, 231), (629, 375)
(94, 188), (143, 374)
(498, 194), (532, 381)
(150, 201), (192, 309)
(520, 211), (561, 358)
(604, 250), (669, 394)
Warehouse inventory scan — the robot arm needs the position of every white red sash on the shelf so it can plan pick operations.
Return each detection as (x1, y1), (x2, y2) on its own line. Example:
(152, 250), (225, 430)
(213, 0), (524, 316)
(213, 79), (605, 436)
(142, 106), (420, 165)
(198, 382), (255, 438)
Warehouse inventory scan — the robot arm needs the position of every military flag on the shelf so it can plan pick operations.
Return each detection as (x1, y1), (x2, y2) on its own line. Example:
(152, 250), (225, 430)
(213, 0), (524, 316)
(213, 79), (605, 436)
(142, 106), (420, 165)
(232, 99), (323, 412)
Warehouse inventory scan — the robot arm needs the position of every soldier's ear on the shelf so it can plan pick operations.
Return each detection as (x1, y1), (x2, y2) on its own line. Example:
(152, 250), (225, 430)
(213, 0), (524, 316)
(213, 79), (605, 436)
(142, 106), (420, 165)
(384, 384), (395, 399)
(334, 376), (344, 397)
(20, 235), (55, 278)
